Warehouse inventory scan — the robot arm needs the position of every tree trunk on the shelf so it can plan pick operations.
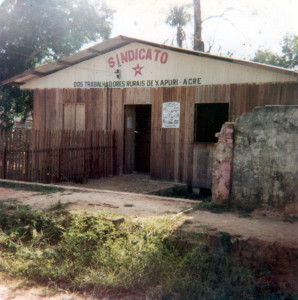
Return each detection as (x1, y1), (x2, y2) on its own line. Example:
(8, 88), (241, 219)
(193, 0), (204, 51)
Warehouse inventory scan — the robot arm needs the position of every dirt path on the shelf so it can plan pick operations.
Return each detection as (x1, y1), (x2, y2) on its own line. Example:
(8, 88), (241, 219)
(57, 173), (183, 194)
(0, 273), (92, 300)
(1, 183), (297, 243)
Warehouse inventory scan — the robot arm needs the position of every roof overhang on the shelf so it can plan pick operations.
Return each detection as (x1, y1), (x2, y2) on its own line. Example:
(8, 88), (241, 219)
(3, 35), (298, 86)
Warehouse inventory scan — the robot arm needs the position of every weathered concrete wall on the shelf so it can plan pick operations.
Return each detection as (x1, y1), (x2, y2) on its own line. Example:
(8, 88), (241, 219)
(231, 105), (298, 214)
(212, 123), (234, 206)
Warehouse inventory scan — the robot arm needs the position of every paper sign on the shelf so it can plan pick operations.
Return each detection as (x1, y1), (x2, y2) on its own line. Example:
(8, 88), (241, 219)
(162, 102), (180, 128)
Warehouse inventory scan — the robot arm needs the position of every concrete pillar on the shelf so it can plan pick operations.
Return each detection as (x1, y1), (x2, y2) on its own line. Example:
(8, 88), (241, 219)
(212, 122), (235, 206)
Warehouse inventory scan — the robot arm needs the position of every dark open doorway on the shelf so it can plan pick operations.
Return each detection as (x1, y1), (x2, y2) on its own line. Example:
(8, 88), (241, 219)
(123, 105), (151, 174)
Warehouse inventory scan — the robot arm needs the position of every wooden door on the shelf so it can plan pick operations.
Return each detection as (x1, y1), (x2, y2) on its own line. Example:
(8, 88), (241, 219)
(123, 105), (151, 174)
(192, 143), (213, 189)
(135, 105), (151, 172)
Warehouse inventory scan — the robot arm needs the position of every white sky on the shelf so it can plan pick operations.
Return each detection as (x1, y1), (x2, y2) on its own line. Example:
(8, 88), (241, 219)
(1, 0), (297, 60)
(106, 0), (298, 59)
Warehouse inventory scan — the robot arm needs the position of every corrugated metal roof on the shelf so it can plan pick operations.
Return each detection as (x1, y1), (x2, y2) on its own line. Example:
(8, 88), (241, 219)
(3, 35), (298, 86)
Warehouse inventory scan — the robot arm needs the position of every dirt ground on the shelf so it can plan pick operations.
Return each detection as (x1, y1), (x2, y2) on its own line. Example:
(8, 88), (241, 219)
(0, 176), (298, 299)
(58, 173), (186, 194)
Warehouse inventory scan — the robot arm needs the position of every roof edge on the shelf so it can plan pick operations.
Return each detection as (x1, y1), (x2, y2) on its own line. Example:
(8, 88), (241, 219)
(3, 35), (298, 86)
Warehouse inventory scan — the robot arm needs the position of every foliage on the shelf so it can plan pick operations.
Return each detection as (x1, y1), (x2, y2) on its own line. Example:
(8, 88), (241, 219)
(166, 5), (192, 47)
(0, 0), (114, 129)
(0, 204), (288, 298)
(252, 35), (298, 70)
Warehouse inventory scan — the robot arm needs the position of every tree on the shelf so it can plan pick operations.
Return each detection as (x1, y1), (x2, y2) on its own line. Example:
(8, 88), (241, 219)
(252, 35), (298, 70)
(0, 0), (114, 129)
(193, 0), (204, 51)
(166, 5), (191, 48)
(193, 0), (234, 53)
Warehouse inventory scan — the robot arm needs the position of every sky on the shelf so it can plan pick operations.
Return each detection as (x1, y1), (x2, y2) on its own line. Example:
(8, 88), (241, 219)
(105, 0), (298, 59)
(1, 0), (297, 60)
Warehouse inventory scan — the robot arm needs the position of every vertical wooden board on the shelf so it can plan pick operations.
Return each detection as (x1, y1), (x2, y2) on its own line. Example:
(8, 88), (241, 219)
(82, 89), (89, 129)
(44, 89), (52, 130)
(63, 104), (76, 130)
(250, 84), (260, 113)
(149, 88), (157, 178)
(89, 89), (96, 130)
(185, 86), (195, 185)
(44, 89), (54, 130)
(151, 88), (163, 179)
(124, 88), (147, 105)
(273, 84), (280, 104)
(39, 89), (46, 131)
(194, 86), (201, 103)
(243, 83), (252, 114)
(178, 87), (186, 182)
(262, 83), (270, 107)
(111, 88), (124, 175)
(225, 85), (231, 117)
(257, 83), (266, 107)
(285, 83), (297, 105)
(33, 90), (40, 130)
(85, 89), (91, 130)
(55, 89), (64, 130)
(75, 103), (86, 130)
(182, 86), (191, 183)
(173, 87), (181, 181)
(102, 89), (109, 130)
(229, 84), (240, 121)
(280, 83), (293, 105)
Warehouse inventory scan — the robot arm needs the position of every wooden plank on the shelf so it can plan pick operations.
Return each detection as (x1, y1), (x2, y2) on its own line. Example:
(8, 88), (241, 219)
(111, 88), (124, 175)
(178, 87), (186, 182)
(33, 90), (40, 130)
(75, 103), (86, 130)
(63, 103), (76, 130)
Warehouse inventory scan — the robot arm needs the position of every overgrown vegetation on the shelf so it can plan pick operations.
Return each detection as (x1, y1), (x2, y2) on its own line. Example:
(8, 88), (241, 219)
(0, 203), (290, 299)
(0, 181), (64, 195)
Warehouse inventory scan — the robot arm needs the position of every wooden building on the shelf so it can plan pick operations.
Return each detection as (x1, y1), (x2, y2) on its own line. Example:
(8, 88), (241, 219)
(4, 36), (298, 189)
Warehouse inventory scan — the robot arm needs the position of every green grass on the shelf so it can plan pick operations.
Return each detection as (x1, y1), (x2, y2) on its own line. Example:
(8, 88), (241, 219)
(0, 203), (292, 299)
(0, 181), (64, 195)
(47, 200), (69, 211)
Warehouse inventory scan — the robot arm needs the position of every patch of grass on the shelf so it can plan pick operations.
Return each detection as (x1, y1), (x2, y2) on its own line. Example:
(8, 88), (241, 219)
(123, 203), (134, 207)
(0, 181), (64, 195)
(47, 200), (69, 211)
(0, 203), (291, 299)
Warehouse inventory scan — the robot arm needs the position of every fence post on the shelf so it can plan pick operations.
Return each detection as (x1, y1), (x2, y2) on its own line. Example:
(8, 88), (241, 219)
(89, 130), (93, 178)
(25, 143), (29, 181)
(2, 131), (7, 179)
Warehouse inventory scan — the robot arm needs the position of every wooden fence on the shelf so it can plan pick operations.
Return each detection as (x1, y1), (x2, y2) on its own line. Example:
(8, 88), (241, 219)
(0, 129), (115, 183)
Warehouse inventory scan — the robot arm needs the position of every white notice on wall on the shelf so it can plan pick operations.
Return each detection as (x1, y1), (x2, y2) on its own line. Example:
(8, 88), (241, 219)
(162, 102), (180, 128)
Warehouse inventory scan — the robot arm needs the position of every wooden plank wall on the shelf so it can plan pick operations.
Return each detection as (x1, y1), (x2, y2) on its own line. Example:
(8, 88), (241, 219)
(33, 82), (297, 188)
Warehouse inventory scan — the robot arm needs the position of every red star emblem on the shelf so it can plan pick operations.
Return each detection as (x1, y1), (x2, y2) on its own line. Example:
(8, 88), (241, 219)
(132, 63), (144, 77)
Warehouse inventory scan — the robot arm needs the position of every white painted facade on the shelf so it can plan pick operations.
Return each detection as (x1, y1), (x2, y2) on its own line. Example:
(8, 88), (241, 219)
(21, 43), (296, 90)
